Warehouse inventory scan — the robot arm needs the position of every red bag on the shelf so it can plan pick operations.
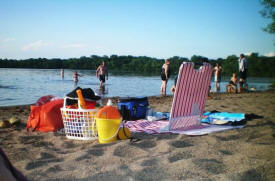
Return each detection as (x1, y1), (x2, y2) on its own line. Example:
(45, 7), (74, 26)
(27, 99), (64, 132)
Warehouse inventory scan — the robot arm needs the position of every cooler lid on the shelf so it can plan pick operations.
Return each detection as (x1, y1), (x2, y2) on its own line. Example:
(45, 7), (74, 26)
(118, 97), (148, 102)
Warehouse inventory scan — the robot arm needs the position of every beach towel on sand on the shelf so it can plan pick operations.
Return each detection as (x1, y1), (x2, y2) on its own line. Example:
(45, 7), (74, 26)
(201, 112), (245, 125)
(27, 96), (64, 132)
(125, 119), (244, 136)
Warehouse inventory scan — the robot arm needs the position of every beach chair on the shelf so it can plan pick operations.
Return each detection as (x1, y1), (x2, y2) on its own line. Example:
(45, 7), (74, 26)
(166, 62), (213, 131)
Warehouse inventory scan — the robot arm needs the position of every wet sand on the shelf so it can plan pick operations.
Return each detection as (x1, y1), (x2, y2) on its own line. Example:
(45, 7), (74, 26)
(0, 91), (275, 180)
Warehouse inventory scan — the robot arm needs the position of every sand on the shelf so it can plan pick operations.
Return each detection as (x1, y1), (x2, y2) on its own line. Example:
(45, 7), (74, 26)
(0, 91), (275, 181)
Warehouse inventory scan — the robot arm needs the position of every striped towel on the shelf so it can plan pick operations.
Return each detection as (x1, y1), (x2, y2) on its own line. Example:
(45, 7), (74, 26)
(125, 120), (169, 134)
(125, 119), (243, 135)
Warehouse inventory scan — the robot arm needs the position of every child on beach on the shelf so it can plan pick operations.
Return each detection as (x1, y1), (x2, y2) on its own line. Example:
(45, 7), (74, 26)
(227, 73), (238, 93)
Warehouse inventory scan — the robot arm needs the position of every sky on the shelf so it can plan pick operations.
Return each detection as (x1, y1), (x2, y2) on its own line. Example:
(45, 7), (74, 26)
(0, 0), (274, 60)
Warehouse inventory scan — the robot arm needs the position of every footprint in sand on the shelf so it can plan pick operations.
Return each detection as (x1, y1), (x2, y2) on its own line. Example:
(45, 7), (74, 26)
(168, 152), (193, 163)
(119, 164), (129, 170)
(33, 141), (54, 148)
(75, 154), (90, 161)
(25, 158), (63, 170)
(132, 140), (157, 149)
(135, 167), (167, 180)
(220, 105), (228, 108)
(141, 159), (157, 166)
(156, 134), (178, 140)
(169, 140), (193, 148)
(93, 142), (116, 148)
(63, 141), (77, 149)
(87, 148), (104, 156)
(39, 152), (56, 159)
(247, 132), (264, 142)
(25, 152), (64, 170)
(9, 149), (30, 161)
(113, 144), (144, 157)
(215, 135), (240, 141)
(45, 165), (63, 173)
(19, 135), (44, 144)
(219, 150), (233, 155)
(193, 158), (225, 174)
(229, 168), (266, 181)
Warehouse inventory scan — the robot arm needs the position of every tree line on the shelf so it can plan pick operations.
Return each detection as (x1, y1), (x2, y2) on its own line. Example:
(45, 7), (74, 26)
(0, 53), (275, 77)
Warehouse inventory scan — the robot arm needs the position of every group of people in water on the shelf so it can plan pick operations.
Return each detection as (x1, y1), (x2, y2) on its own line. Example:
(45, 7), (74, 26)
(160, 53), (248, 96)
(60, 61), (108, 93)
(226, 54), (248, 93)
(60, 53), (248, 96)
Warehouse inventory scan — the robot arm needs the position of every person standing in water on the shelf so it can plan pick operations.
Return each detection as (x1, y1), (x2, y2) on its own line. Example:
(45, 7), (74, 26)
(238, 53), (248, 92)
(160, 59), (171, 96)
(213, 63), (222, 92)
(73, 71), (82, 86)
(96, 61), (108, 88)
(61, 69), (64, 79)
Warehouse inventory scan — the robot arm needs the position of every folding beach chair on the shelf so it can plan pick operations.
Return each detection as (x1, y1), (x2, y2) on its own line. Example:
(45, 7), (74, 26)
(166, 62), (213, 131)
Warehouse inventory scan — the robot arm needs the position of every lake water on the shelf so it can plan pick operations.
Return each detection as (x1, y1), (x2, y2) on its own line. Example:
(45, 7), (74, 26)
(0, 68), (272, 106)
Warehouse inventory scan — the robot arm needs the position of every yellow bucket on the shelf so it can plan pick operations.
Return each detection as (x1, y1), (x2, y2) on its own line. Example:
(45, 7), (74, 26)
(96, 117), (121, 144)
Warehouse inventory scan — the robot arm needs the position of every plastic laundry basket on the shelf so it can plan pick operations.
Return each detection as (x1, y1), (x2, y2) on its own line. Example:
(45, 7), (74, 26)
(61, 97), (99, 140)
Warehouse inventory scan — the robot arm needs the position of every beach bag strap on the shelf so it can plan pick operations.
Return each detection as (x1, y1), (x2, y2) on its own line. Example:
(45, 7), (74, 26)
(26, 105), (40, 132)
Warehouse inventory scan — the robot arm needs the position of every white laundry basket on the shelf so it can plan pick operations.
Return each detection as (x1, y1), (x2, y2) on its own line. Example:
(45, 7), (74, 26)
(61, 97), (99, 140)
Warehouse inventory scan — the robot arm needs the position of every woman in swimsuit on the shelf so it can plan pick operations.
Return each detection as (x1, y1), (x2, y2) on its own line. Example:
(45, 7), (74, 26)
(160, 59), (171, 96)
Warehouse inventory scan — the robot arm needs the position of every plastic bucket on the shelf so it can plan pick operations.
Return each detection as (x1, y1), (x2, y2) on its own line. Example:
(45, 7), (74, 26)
(96, 117), (121, 144)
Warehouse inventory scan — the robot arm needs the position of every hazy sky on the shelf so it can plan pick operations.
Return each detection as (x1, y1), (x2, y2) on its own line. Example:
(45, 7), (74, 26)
(0, 0), (274, 59)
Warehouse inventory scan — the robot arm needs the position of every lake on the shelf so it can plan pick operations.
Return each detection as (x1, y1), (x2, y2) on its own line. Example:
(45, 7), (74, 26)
(0, 68), (272, 106)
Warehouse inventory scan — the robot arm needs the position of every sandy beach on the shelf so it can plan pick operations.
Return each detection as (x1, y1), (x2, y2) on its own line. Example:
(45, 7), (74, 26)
(0, 91), (275, 181)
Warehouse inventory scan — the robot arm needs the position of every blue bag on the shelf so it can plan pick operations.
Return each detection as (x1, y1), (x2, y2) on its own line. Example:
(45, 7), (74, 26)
(118, 97), (149, 121)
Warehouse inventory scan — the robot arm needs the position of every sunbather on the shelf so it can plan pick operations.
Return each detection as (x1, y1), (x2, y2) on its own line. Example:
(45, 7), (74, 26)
(227, 73), (238, 93)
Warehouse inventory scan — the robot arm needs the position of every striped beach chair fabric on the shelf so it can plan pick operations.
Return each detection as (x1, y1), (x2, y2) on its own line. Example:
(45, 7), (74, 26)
(168, 62), (213, 131)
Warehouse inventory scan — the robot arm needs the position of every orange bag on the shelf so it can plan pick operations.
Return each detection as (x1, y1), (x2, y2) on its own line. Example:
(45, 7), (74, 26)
(27, 99), (64, 132)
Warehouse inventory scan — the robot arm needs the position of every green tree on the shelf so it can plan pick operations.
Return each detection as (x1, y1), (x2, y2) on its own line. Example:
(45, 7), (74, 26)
(260, 0), (275, 34)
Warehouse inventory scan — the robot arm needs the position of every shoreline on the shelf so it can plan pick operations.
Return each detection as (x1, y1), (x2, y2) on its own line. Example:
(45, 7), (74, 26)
(0, 90), (274, 180)
(1, 89), (274, 108)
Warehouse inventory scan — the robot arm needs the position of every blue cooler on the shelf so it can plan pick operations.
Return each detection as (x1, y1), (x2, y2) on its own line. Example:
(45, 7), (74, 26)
(118, 97), (149, 121)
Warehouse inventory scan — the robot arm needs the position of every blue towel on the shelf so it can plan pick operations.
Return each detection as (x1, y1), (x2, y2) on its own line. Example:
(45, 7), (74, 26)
(201, 112), (245, 124)
(152, 112), (170, 119)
